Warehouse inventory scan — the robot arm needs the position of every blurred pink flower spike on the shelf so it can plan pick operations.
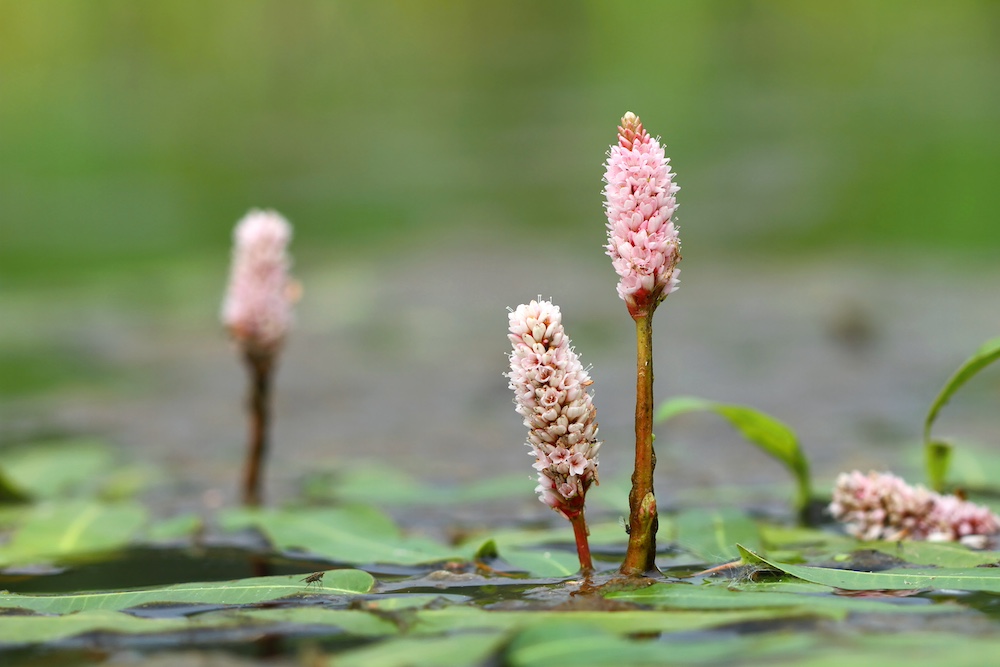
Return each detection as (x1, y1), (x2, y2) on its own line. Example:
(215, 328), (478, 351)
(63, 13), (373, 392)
(221, 209), (298, 507)
(830, 470), (1000, 547)
(604, 111), (681, 320)
(222, 209), (296, 358)
(508, 299), (600, 574)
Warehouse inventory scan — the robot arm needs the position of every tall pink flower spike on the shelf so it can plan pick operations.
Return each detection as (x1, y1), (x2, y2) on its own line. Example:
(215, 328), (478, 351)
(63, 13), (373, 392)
(830, 470), (1000, 546)
(222, 209), (296, 357)
(604, 111), (681, 319)
(508, 299), (600, 572)
(221, 208), (297, 506)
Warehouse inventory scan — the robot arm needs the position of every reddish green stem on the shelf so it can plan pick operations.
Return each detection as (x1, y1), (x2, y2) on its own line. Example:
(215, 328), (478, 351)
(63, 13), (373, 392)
(569, 510), (594, 575)
(621, 313), (658, 576)
(242, 350), (274, 507)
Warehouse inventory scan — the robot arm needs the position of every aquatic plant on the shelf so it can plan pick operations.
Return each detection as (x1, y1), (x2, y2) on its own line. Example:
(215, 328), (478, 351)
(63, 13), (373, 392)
(221, 209), (297, 506)
(604, 111), (681, 575)
(507, 299), (600, 573)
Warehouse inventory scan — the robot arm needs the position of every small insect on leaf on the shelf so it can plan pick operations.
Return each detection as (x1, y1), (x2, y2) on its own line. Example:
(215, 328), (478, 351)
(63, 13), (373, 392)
(301, 571), (326, 587)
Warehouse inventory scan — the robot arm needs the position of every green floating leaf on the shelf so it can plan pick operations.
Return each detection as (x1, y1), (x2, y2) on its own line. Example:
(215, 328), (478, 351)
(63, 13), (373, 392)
(409, 606), (834, 637)
(606, 581), (957, 615)
(0, 438), (115, 500)
(924, 337), (1000, 445)
(0, 501), (147, 566)
(655, 396), (811, 515)
(0, 603), (389, 646)
(499, 548), (581, 577)
(0, 610), (189, 646)
(221, 607), (399, 636)
(329, 631), (507, 667)
(504, 622), (815, 667)
(739, 544), (1000, 593)
(671, 507), (763, 562)
(143, 512), (203, 542)
(0, 571), (374, 614)
(219, 505), (465, 566)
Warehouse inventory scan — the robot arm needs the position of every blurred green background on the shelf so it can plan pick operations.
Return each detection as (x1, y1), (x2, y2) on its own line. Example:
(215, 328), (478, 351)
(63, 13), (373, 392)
(3, 0), (999, 285)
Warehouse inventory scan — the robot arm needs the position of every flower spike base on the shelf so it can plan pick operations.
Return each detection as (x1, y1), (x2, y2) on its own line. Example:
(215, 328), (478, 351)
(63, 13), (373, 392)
(621, 313), (658, 575)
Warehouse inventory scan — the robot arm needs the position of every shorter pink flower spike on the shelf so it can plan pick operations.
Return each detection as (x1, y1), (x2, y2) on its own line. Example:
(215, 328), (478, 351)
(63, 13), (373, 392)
(604, 112), (681, 319)
(221, 209), (297, 356)
(507, 299), (600, 520)
(829, 470), (1000, 545)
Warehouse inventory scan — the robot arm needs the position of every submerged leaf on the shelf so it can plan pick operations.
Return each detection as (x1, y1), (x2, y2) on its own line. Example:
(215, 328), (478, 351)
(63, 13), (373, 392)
(655, 396), (811, 514)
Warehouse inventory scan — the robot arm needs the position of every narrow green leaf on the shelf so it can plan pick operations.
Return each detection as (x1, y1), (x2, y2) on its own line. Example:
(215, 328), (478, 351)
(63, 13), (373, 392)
(0, 501), (146, 566)
(0, 571), (374, 613)
(655, 396), (811, 514)
(924, 337), (1000, 445)
(738, 545), (1000, 592)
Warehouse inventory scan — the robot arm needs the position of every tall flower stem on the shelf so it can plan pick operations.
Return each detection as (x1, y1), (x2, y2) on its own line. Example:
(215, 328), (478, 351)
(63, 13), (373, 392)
(242, 350), (274, 507)
(622, 312), (658, 575)
(568, 510), (594, 574)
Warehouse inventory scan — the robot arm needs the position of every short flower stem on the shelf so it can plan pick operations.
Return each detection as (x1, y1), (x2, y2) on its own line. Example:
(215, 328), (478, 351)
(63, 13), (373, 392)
(621, 312), (658, 575)
(569, 511), (594, 574)
(242, 350), (274, 507)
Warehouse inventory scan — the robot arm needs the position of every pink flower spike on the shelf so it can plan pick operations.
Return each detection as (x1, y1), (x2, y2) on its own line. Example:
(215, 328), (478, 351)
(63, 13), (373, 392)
(507, 299), (600, 520)
(222, 209), (297, 356)
(829, 470), (1000, 544)
(604, 112), (682, 318)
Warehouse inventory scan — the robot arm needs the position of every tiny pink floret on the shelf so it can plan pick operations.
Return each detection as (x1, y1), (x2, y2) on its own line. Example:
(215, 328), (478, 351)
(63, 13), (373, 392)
(221, 209), (296, 356)
(829, 470), (1000, 545)
(507, 299), (600, 519)
(604, 112), (681, 317)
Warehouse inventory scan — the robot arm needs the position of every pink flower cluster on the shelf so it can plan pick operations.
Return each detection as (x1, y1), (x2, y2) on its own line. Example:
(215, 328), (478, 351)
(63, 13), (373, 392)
(603, 112), (681, 318)
(221, 209), (296, 356)
(507, 299), (600, 518)
(830, 470), (1000, 545)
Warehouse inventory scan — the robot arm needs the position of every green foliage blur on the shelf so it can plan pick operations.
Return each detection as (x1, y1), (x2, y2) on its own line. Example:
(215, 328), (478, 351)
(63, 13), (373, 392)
(2, 0), (999, 284)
